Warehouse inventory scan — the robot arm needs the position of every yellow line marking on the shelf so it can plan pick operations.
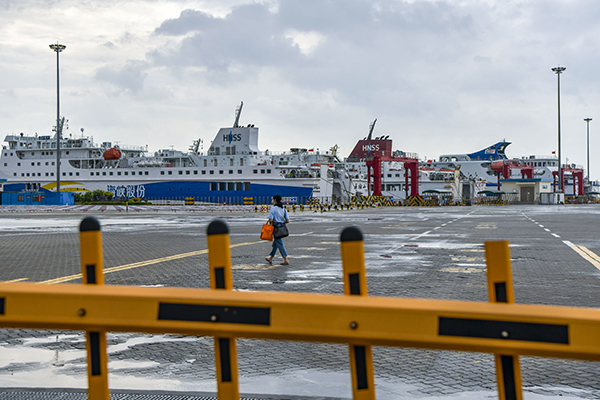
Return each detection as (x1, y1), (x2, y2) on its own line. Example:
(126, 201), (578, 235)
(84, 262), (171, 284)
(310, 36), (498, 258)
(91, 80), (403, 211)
(39, 241), (261, 285)
(2, 278), (29, 283)
(563, 241), (600, 271)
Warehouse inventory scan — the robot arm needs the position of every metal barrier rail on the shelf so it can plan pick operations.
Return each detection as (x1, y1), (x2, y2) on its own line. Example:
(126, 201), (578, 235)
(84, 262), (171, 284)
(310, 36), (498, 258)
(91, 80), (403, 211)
(1, 218), (600, 399)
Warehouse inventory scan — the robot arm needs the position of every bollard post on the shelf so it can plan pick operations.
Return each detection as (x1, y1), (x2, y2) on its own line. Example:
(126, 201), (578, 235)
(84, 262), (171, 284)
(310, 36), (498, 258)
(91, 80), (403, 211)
(206, 220), (239, 400)
(485, 241), (523, 400)
(340, 226), (376, 400)
(79, 217), (109, 400)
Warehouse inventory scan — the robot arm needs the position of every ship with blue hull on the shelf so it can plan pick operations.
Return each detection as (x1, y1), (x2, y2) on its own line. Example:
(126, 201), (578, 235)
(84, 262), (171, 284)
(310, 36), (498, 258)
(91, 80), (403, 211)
(0, 103), (355, 204)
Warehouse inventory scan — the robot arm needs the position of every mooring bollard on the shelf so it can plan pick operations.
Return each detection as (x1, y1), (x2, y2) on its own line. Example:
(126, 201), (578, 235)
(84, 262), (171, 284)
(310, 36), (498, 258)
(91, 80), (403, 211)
(79, 216), (109, 400)
(340, 226), (376, 400)
(485, 240), (523, 400)
(206, 220), (239, 400)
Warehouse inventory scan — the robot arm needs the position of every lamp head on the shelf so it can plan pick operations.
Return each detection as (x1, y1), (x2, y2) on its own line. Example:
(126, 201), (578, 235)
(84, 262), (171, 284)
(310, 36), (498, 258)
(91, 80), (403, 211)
(49, 43), (66, 52)
(551, 66), (566, 74)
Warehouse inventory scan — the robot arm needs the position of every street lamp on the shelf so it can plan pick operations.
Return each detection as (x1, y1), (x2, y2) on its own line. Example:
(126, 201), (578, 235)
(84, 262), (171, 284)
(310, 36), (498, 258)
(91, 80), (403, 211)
(584, 118), (592, 184)
(49, 42), (66, 194)
(552, 66), (566, 193)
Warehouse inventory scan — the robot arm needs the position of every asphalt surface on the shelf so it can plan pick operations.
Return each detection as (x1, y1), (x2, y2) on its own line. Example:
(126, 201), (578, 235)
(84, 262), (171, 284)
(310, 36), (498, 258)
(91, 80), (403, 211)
(1, 204), (600, 399)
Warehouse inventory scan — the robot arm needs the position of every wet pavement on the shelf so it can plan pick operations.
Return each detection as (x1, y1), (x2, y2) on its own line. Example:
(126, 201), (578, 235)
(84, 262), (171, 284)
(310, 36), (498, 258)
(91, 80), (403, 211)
(1, 205), (600, 399)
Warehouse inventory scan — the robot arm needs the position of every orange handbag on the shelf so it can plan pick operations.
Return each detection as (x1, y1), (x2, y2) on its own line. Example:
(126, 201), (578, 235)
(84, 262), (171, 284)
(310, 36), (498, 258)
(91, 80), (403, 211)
(260, 221), (274, 241)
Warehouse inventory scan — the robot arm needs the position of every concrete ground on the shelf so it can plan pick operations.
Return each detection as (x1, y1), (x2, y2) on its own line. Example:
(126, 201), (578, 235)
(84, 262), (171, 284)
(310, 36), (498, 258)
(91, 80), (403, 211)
(0, 204), (600, 399)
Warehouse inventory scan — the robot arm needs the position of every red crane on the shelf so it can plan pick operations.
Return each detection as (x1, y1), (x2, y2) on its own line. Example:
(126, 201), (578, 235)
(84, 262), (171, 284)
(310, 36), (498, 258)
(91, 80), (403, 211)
(490, 161), (534, 190)
(366, 155), (420, 197)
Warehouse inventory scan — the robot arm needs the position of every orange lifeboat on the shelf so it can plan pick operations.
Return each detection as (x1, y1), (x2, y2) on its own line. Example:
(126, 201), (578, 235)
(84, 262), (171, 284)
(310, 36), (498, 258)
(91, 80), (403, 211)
(103, 147), (121, 160)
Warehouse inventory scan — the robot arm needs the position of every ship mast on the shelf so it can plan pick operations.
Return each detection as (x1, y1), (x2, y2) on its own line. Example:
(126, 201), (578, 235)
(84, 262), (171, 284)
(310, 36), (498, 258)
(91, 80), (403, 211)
(233, 101), (243, 128)
(367, 118), (377, 140)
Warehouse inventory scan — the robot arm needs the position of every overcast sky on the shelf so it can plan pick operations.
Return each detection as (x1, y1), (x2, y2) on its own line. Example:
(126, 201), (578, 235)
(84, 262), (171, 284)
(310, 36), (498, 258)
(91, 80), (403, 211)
(2, 0), (600, 178)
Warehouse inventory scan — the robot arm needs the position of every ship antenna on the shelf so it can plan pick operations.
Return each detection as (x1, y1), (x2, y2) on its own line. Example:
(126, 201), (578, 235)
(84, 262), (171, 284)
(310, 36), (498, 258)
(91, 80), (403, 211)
(233, 101), (243, 128)
(367, 118), (377, 140)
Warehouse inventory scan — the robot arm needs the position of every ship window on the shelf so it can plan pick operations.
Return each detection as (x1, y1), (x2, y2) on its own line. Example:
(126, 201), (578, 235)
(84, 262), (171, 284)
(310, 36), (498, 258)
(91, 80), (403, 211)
(267, 169), (271, 173)
(178, 171), (183, 175)
(66, 151), (69, 155)
(210, 170), (214, 175)
(160, 171), (164, 175)
(227, 182), (234, 190)
(186, 170), (190, 175)
(17, 162), (20, 166)
(118, 172), (122, 176)
(102, 172), (106, 176)
(37, 162), (40, 166)
(50, 152), (53, 155)
(69, 172), (73, 176)
(76, 172), (79, 176)
(13, 173), (16, 176)
(210, 182), (217, 191)
(21, 173), (24, 177)
(261, 169), (265, 174)
(145, 171), (149, 175)
(51, 162), (54, 166)
(238, 170), (242, 174)
(219, 170), (224, 174)
(229, 170), (233, 174)
(90, 172), (93, 176)
(50, 173), (54, 176)
(45, 173), (48, 176)
(243, 182), (251, 190)
(18, 195), (24, 202)
(219, 182), (226, 190)
(125, 171), (128, 175)
(45, 162), (48, 166)
(235, 182), (242, 190)
(31, 162), (35, 166)
(387, 174), (391, 177)
(31, 152), (34, 156)
(203, 160), (207, 167)
(396, 174), (400, 177)
(62, 173), (66, 176)
(253, 169), (257, 174)
(202, 171), (206, 175)
(109, 172), (113, 176)
(240, 158), (244, 166)
(168, 171), (172, 175)
(193, 170), (198, 175)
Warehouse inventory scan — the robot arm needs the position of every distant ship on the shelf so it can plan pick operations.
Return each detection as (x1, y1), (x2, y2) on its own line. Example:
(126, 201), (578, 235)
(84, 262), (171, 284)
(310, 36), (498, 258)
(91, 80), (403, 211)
(341, 119), (576, 199)
(0, 103), (356, 204)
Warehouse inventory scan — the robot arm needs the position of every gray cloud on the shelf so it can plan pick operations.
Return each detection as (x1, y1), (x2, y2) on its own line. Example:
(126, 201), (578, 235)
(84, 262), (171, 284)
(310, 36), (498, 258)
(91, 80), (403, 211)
(94, 60), (150, 95)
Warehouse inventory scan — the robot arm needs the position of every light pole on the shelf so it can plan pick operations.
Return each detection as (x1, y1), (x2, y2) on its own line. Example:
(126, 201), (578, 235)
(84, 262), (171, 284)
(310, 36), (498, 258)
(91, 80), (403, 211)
(584, 118), (592, 184)
(49, 42), (66, 194)
(552, 66), (566, 193)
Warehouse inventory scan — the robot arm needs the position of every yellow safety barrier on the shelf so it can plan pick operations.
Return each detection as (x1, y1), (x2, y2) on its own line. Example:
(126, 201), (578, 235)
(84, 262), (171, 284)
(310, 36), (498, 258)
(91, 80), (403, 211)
(207, 220), (239, 399)
(3, 219), (600, 400)
(341, 226), (375, 399)
(485, 241), (523, 400)
(79, 217), (109, 400)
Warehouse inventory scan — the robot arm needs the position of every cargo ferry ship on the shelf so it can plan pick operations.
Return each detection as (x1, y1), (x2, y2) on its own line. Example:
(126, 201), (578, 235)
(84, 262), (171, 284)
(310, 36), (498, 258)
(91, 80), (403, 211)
(0, 103), (355, 204)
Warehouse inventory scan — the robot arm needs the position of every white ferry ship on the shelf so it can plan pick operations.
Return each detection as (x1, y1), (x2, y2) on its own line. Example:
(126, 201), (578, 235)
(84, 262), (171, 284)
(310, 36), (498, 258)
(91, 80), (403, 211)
(0, 103), (355, 204)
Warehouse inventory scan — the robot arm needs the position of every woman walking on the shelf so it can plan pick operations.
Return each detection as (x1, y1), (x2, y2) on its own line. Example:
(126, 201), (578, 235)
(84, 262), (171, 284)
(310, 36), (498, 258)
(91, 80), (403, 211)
(265, 194), (290, 265)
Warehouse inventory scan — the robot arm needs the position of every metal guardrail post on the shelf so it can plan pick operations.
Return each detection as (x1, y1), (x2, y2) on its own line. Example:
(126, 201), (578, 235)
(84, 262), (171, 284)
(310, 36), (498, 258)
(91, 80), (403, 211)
(79, 217), (109, 400)
(341, 226), (376, 399)
(485, 241), (523, 400)
(207, 220), (240, 400)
